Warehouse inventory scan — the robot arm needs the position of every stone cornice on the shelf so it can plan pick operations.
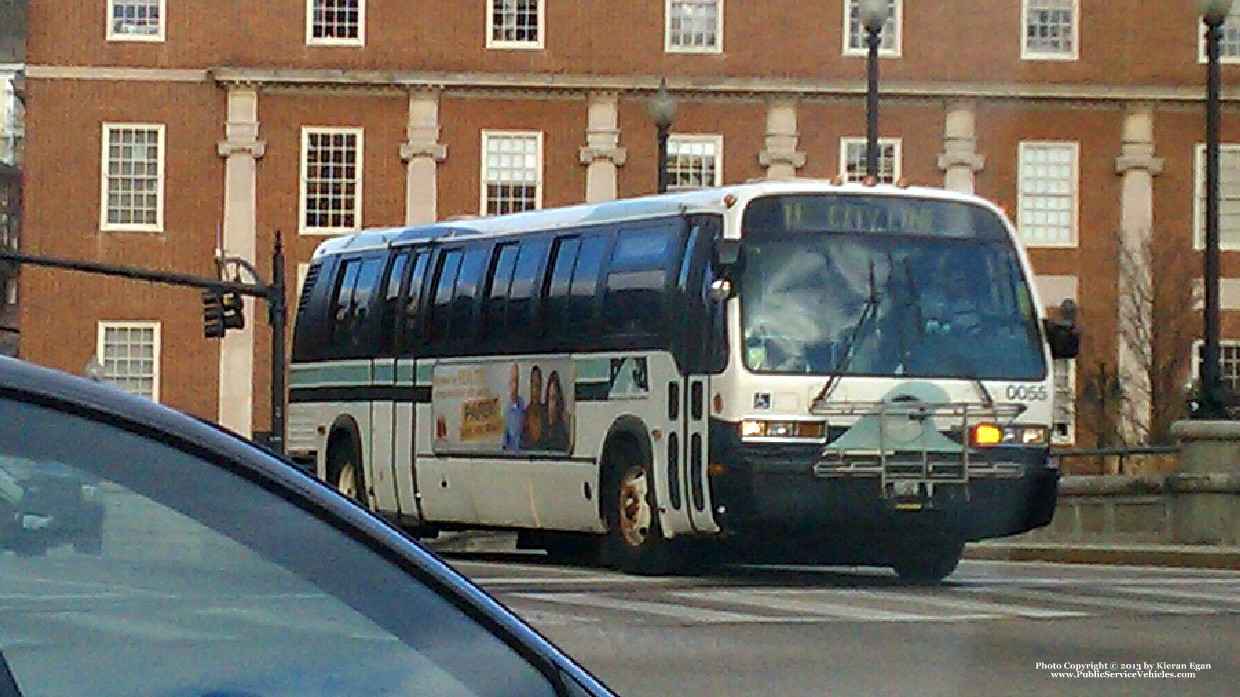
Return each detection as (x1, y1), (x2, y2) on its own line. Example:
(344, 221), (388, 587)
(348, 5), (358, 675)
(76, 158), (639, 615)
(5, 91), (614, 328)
(23, 65), (1240, 105)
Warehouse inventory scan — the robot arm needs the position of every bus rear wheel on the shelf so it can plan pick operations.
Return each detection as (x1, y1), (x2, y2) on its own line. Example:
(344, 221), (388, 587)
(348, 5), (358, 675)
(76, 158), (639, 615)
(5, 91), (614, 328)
(603, 448), (672, 575)
(328, 441), (366, 506)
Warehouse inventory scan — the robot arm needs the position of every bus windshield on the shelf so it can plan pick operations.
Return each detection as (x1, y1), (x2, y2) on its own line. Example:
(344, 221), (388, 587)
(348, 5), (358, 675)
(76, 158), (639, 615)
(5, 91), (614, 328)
(739, 195), (1046, 381)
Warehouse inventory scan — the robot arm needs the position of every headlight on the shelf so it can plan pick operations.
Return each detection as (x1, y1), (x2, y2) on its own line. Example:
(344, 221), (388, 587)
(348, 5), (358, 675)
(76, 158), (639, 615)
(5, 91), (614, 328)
(971, 424), (1049, 447)
(740, 420), (826, 439)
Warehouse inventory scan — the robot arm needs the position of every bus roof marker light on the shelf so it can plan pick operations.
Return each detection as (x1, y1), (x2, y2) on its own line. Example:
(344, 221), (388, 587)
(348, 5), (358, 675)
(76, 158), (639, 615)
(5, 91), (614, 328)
(723, 194), (738, 209)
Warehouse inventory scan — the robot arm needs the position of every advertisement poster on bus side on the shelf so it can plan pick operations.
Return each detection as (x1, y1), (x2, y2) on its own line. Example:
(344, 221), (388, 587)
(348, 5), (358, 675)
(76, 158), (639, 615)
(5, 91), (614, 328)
(432, 359), (575, 455)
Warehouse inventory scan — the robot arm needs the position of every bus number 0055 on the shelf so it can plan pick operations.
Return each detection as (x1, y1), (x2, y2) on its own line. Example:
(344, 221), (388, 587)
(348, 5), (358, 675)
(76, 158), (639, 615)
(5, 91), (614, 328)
(1005, 385), (1048, 401)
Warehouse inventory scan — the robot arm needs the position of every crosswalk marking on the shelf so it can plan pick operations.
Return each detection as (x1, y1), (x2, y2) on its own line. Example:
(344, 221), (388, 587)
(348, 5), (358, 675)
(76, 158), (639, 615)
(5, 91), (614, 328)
(846, 589), (1090, 619)
(967, 587), (1221, 615)
(1110, 586), (1240, 605)
(515, 592), (771, 623)
(669, 589), (987, 622)
(46, 611), (232, 641)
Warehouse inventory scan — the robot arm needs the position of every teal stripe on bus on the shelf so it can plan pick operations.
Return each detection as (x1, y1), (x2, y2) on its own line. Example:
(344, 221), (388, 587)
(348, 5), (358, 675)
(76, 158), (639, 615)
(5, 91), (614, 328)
(289, 362), (372, 388)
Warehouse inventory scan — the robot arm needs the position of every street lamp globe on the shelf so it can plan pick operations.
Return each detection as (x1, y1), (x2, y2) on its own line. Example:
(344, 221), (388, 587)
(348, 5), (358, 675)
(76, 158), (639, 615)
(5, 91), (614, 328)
(1199, 0), (1235, 26)
(860, 0), (889, 34)
(647, 78), (677, 129)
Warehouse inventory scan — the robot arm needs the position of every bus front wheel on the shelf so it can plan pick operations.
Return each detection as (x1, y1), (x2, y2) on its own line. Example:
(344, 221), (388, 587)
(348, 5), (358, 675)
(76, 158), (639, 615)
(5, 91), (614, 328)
(328, 440), (366, 506)
(887, 530), (965, 585)
(603, 447), (672, 575)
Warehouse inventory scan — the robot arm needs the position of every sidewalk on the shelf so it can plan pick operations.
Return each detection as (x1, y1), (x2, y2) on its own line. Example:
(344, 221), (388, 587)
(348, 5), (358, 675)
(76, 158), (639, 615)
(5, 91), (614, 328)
(424, 531), (1240, 571)
(964, 541), (1240, 570)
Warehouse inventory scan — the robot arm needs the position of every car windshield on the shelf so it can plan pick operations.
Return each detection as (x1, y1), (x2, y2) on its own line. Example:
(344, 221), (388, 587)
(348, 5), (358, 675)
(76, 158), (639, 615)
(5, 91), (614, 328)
(0, 397), (557, 697)
(739, 196), (1045, 380)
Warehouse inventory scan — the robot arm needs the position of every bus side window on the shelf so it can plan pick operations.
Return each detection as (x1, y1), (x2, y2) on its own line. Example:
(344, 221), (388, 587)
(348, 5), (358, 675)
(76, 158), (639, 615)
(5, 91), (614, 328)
(568, 236), (608, 339)
(451, 246), (490, 343)
(507, 239), (552, 344)
(481, 243), (519, 345)
(345, 256), (384, 357)
(399, 252), (430, 355)
(374, 251), (411, 356)
(602, 224), (677, 339)
(328, 259), (362, 353)
(544, 236), (582, 342)
(429, 250), (464, 350)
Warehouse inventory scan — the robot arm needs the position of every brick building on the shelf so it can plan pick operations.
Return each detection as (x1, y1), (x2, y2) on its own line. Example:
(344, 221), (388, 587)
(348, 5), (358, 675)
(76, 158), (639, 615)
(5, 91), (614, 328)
(16, 1), (1240, 447)
(0, 0), (24, 357)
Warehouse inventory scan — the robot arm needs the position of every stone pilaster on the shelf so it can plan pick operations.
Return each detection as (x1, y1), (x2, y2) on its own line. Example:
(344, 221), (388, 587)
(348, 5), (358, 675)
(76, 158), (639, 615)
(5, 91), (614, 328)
(1115, 105), (1164, 444)
(936, 100), (985, 194)
(400, 89), (447, 225)
(578, 93), (625, 203)
(758, 99), (805, 180)
(216, 86), (265, 437)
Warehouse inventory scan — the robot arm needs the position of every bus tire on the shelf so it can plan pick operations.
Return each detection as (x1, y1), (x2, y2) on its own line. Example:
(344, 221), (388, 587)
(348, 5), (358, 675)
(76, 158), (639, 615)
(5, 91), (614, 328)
(887, 530), (964, 585)
(327, 437), (366, 506)
(602, 443), (672, 575)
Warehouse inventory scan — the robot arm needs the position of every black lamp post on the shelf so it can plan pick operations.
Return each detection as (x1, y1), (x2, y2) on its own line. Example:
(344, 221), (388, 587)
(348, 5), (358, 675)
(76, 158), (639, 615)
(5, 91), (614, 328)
(648, 78), (678, 194)
(1198, 0), (1235, 419)
(860, 0), (888, 181)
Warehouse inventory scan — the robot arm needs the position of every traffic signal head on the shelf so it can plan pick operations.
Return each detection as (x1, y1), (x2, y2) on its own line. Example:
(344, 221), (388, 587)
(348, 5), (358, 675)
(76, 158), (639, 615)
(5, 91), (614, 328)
(221, 291), (245, 331)
(203, 290), (226, 339)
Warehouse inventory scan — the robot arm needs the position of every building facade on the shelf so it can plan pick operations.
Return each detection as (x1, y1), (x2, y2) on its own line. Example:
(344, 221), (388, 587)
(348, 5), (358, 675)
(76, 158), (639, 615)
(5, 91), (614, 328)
(17, 1), (1240, 448)
(0, 0), (25, 357)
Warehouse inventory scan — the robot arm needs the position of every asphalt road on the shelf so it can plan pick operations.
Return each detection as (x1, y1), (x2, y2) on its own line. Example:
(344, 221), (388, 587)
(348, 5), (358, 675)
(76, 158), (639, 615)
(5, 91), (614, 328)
(449, 555), (1240, 697)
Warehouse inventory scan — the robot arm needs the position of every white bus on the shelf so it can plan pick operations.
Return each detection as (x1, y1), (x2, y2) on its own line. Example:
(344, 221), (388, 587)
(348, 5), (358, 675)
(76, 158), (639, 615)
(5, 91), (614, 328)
(288, 180), (1079, 582)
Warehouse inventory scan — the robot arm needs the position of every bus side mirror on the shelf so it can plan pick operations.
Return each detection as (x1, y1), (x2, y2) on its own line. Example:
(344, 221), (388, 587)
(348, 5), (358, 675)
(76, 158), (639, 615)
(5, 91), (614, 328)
(715, 238), (741, 266)
(1044, 298), (1081, 360)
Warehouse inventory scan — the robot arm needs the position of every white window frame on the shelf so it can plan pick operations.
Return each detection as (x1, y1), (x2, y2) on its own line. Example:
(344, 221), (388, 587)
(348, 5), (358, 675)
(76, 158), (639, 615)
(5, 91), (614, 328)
(1021, 0), (1079, 61)
(305, 0), (366, 46)
(1052, 357), (1076, 445)
(479, 130), (544, 216)
(1198, 6), (1240, 64)
(486, 0), (545, 50)
(665, 0), (724, 54)
(842, 0), (902, 58)
(1192, 143), (1240, 250)
(666, 134), (723, 190)
(839, 137), (902, 184)
(100, 122), (165, 233)
(96, 321), (161, 402)
(1192, 339), (1240, 395)
(4, 277), (15, 306)
(299, 126), (364, 236)
(106, 0), (166, 42)
(1016, 141), (1079, 248)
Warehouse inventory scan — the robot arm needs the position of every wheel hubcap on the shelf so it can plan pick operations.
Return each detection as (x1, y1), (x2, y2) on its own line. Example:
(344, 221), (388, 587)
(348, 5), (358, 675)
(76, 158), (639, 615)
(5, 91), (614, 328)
(618, 467), (651, 547)
(337, 462), (359, 500)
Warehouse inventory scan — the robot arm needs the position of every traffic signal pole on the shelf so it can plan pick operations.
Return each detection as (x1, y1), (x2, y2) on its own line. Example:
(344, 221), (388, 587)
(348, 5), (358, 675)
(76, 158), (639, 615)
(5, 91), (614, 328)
(0, 234), (289, 454)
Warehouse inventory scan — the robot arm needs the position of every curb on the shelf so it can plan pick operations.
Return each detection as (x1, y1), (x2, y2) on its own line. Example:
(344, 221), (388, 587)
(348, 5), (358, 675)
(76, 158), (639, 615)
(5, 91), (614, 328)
(965, 542), (1240, 570)
(423, 531), (519, 554)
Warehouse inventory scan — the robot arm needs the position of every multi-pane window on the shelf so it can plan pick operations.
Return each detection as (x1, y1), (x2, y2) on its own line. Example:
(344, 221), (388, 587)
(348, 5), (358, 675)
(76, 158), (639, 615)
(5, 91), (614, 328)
(840, 137), (901, 184)
(482, 132), (542, 215)
(1, 71), (23, 166)
(488, 0), (543, 49)
(301, 128), (363, 234)
(98, 322), (160, 401)
(666, 0), (722, 52)
(1023, 0), (1077, 59)
(101, 124), (164, 232)
(1199, 6), (1240, 62)
(1195, 341), (1240, 394)
(107, 0), (164, 41)
(307, 0), (364, 45)
(1194, 144), (1240, 249)
(844, 0), (900, 56)
(1052, 358), (1076, 445)
(1017, 142), (1078, 246)
(666, 135), (722, 190)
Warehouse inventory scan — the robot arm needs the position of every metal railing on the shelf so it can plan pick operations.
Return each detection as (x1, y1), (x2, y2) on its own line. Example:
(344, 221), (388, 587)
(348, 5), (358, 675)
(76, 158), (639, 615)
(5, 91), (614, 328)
(1051, 445), (1180, 476)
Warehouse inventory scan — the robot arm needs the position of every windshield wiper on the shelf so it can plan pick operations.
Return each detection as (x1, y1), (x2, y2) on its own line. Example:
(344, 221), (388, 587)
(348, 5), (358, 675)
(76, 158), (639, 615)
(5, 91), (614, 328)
(811, 258), (881, 409)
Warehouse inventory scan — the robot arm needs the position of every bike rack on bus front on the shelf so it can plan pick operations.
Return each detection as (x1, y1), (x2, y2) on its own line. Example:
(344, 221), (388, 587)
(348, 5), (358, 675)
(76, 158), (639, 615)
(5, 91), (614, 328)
(811, 400), (1026, 507)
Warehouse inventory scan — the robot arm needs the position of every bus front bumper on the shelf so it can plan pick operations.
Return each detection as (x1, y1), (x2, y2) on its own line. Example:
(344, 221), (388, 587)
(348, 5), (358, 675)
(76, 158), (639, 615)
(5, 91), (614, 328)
(708, 439), (1059, 543)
